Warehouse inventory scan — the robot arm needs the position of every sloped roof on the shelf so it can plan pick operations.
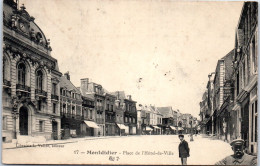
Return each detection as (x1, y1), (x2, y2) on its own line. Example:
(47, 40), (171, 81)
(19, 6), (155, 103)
(83, 93), (95, 100)
(60, 76), (81, 94)
(110, 91), (126, 100)
(157, 107), (173, 118)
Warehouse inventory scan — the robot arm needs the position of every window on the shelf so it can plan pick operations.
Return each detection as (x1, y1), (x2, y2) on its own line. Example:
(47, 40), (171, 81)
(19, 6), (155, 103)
(72, 106), (75, 115)
(3, 56), (10, 81)
(111, 105), (113, 111)
(38, 100), (42, 111)
(53, 103), (56, 114)
(125, 117), (127, 122)
(2, 116), (7, 130)
(63, 104), (66, 114)
(133, 118), (135, 123)
(52, 83), (56, 95)
(18, 63), (26, 85)
(39, 120), (44, 132)
(251, 36), (258, 73)
(90, 110), (93, 119)
(36, 70), (43, 90)
(242, 63), (246, 87)
(107, 104), (109, 111)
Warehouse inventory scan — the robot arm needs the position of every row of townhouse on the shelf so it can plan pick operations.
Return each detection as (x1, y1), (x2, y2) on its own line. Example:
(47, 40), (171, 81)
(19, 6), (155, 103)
(2, 0), (139, 142)
(2, 0), (199, 143)
(199, 2), (258, 155)
(137, 106), (198, 135)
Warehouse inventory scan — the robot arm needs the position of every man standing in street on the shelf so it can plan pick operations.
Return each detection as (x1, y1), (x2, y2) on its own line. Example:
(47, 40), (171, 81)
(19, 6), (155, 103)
(178, 134), (190, 165)
(215, 139), (257, 165)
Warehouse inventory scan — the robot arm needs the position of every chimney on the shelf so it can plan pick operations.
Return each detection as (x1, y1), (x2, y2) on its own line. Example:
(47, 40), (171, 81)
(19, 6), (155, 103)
(64, 72), (70, 80)
(80, 78), (89, 91)
(127, 95), (132, 100)
(115, 99), (120, 108)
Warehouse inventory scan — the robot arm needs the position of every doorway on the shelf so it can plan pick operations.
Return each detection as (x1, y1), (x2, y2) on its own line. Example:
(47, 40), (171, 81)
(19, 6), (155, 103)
(52, 121), (58, 140)
(19, 107), (28, 135)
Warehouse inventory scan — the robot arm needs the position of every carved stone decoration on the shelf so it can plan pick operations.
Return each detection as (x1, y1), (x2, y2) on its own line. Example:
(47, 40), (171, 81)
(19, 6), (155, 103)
(11, 96), (19, 111)
(11, 15), (19, 29)
(30, 28), (36, 41)
(40, 61), (44, 67)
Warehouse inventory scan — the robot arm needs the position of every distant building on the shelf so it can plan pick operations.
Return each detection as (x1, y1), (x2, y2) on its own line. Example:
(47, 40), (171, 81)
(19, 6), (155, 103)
(81, 95), (96, 137)
(80, 78), (105, 136)
(157, 107), (176, 134)
(212, 49), (234, 140)
(104, 93), (116, 136)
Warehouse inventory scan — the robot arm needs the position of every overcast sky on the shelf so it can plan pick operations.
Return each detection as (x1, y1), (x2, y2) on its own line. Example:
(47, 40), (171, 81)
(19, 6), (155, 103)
(19, 0), (243, 118)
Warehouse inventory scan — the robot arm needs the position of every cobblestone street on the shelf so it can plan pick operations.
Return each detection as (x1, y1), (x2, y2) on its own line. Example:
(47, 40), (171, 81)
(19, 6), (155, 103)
(3, 135), (233, 165)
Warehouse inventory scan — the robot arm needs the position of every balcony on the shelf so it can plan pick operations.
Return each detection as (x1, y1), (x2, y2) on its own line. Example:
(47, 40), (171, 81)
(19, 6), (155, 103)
(51, 94), (59, 100)
(3, 79), (11, 87)
(35, 89), (47, 97)
(16, 84), (30, 92)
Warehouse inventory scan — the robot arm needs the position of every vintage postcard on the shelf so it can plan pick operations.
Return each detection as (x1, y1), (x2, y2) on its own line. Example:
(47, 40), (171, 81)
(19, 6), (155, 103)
(2, 0), (258, 165)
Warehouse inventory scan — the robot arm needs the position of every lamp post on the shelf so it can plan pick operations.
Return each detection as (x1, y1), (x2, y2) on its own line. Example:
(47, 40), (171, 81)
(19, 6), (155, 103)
(189, 117), (194, 141)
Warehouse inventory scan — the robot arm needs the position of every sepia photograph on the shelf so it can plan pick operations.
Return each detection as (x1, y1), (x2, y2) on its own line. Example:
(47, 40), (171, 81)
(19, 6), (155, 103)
(1, 0), (258, 165)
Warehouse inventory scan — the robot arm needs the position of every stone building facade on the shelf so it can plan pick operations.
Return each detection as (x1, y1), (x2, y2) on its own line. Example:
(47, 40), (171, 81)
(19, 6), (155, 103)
(212, 50), (234, 139)
(2, 0), (62, 142)
(60, 73), (82, 139)
(104, 93), (116, 136)
(80, 78), (105, 136)
(232, 2), (258, 155)
(81, 95), (96, 137)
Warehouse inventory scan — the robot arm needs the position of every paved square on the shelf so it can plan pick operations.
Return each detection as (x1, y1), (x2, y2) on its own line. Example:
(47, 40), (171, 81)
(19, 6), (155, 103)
(3, 135), (233, 165)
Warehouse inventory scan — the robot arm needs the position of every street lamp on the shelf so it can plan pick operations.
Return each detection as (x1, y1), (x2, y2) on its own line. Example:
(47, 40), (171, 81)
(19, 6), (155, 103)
(189, 117), (194, 141)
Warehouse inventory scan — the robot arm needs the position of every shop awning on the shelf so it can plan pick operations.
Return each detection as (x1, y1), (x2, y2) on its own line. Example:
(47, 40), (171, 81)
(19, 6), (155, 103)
(84, 121), (99, 129)
(178, 127), (184, 130)
(116, 123), (127, 130)
(153, 126), (160, 129)
(145, 126), (153, 131)
(170, 126), (177, 130)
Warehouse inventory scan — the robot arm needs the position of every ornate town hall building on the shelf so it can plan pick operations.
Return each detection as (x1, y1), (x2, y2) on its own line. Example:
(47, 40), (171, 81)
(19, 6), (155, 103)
(2, 0), (62, 142)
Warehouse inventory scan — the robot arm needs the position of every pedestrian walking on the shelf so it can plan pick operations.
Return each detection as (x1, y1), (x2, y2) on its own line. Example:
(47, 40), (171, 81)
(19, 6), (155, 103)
(178, 134), (190, 165)
(215, 139), (257, 165)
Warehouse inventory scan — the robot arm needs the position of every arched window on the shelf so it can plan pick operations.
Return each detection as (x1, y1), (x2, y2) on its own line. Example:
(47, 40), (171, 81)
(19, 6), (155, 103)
(3, 56), (7, 80)
(36, 70), (43, 90)
(18, 63), (26, 85)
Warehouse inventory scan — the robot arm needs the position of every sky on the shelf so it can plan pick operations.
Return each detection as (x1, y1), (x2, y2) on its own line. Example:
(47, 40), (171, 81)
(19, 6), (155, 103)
(19, 0), (244, 118)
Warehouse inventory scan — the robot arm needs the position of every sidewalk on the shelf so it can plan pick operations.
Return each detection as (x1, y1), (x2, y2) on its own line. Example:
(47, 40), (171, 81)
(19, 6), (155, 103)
(3, 135), (130, 150)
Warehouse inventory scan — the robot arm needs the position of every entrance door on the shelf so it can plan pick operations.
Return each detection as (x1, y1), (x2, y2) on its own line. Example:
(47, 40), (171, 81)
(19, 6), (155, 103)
(19, 107), (28, 135)
(241, 101), (249, 148)
(52, 121), (58, 140)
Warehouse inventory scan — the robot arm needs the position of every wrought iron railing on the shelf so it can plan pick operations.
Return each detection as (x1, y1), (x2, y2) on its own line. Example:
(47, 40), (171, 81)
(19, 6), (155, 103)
(51, 94), (59, 100)
(3, 79), (11, 87)
(16, 84), (30, 92)
(35, 89), (47, 97)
